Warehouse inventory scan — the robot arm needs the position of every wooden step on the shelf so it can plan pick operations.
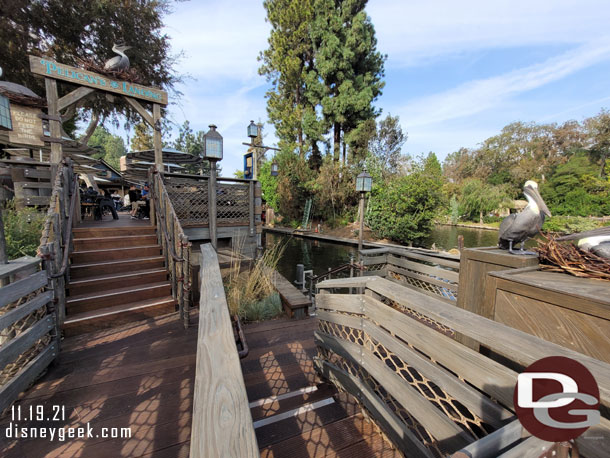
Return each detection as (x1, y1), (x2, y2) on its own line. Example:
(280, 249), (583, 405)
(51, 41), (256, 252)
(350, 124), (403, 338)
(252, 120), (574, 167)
(73, 234), (158, 251)
(70, 256), (165, 279)
(63, 297), (177, 337)
(66, 281), (172, 315)
(70, 245), (161, 264)
(73, 226), (156, 239)
(67, 268), (168, 296)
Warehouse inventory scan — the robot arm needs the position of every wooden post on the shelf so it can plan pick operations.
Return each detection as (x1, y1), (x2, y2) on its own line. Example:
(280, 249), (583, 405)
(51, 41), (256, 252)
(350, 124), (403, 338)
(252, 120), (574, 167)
(208, 162), (218, 249)
(249, 180), (255, 237)
(358, 192), (365, 261)
(45, 78), (63, 179)
(0, 209), (7, 266)
(153, 103), (163, 171)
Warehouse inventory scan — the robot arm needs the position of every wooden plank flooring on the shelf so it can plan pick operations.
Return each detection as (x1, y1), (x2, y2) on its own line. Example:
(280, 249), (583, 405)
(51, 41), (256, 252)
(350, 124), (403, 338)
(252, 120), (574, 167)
(242, 316), (401, 457)
(0, 312), (196, 458)
(0, 310), (398, 457)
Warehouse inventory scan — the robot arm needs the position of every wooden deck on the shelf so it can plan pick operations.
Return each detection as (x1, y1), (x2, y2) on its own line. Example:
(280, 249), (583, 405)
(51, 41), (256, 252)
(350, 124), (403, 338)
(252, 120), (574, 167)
(241, 317), (400, 457)
(0, 312), (197, 458)
(268, 270), (311, 319)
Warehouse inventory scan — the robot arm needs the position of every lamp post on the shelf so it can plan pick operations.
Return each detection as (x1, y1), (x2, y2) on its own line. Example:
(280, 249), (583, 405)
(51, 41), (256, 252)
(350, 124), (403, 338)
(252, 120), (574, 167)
(243, 120), (280, 179)
(203, 124), (223, 249)
(355, 168), (372, 260)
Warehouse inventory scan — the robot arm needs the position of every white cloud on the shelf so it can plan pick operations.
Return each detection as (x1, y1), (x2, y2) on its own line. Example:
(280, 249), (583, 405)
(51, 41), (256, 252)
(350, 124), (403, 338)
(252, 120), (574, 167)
(396, 39), (610, 128)
(369, 0), (610, 66)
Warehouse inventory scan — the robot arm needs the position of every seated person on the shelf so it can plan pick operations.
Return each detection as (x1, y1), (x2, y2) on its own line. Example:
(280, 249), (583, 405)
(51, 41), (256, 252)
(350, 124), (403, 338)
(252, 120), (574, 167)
(130, 185), (149, 219)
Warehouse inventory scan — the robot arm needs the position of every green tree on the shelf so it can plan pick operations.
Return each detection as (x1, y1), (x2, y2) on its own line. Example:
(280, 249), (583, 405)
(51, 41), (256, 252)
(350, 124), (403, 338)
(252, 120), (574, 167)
(584, 109), (610, 178)
(259, 0), (322, 159)
(130, 123), (154, 152)
(0, 0), (181, 125)
(541, 152), (610, 216)
(366, 155), (444, 244)
(86, 126), (127, 170)
(172, 121), (212, 174)
(311, 0), (385, 163)
(459, 178), (512, 224)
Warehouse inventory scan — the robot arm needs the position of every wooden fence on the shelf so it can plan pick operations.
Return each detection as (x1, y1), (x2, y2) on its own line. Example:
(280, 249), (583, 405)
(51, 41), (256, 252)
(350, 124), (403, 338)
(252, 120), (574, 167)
(149, 170), (192, 328)
(189, 243), (258, 457)
(360, 247), (460, 302)
(315, 275), (610, 457)
(0, 160), (76, 413)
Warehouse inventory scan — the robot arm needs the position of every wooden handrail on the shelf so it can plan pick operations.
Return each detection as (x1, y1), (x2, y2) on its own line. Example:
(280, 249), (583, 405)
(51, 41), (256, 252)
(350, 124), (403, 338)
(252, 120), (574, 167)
(190, 244), (258, 457)
(315, 276), (610, 457)
(149, 168), (192, 328)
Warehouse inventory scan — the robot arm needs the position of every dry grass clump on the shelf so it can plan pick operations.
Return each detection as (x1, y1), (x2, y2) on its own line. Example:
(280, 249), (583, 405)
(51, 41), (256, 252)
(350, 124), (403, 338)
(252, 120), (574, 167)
(226, 235), (286, 320)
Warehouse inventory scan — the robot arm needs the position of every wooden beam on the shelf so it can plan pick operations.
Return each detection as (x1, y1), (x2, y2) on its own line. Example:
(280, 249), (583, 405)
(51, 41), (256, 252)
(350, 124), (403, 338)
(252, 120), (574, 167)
(57, 87), (95, 112)
(450, 420), (524, 458)
(44, 78), (63, 169)
(189, 244), (258, 457)
(153, 103), (162, 170)
(123, 96), (154, 126)
(0, 271), (47, 308)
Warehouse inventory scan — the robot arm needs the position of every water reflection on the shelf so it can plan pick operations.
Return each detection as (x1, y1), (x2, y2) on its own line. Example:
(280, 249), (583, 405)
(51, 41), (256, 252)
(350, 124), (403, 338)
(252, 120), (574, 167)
(265, 225), (526, 282)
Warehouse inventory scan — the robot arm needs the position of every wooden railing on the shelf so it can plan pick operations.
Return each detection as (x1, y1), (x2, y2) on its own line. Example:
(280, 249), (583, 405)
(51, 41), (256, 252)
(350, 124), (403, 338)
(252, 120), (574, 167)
(360, 246), (460, 302)
(0, 161), (77, 413)
(190, 243), (258, 457)
(162, 171), (262, 230)
(315, 276), (610, 457)
(149, 169), (192, 328)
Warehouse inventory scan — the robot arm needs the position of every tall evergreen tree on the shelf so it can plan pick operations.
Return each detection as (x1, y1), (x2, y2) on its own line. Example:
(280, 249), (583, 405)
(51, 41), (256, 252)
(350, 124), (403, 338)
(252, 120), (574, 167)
(259, 0), (322, 160)
(311, 0), (385, 163)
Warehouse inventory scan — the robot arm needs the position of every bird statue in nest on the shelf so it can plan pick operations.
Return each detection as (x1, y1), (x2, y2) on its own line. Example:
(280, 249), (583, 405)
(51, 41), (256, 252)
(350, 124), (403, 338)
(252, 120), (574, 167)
(498, 180), (551, 255)
(556, 227), (610, 259)
(104, 43), (131, 72)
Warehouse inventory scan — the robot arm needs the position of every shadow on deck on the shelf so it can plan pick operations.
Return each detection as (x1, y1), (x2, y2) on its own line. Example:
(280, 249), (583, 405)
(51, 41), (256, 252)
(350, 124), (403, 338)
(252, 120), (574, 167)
(241, 316), (400, 457)
(0, 312), (197, 458)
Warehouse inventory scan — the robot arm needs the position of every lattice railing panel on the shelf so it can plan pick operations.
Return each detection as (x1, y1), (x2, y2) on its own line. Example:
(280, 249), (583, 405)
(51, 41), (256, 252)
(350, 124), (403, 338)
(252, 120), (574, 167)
(0, 287), (51, 386)
(388, 269), (458, 302)
(165, 178), (209, 227)
(317, 313), (496, 457)
(217, 182), (249, 225)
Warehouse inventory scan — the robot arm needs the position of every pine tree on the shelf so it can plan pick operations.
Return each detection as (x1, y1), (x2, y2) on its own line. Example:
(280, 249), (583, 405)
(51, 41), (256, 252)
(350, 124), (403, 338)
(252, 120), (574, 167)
(260, 0), (322, 159)
(130, 123), (154, 152)
(311, 0), (385, 163)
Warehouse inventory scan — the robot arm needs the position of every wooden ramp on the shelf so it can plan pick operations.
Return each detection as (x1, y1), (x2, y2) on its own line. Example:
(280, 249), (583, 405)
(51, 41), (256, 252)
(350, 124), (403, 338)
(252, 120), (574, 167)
(0, 312), (197, 458)
(241, 317), (400, 457)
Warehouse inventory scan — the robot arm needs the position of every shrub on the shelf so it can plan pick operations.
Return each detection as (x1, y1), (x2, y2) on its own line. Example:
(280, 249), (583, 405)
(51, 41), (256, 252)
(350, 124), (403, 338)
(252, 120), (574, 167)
(2, 201), (45, 259)
(542, 216), (603, 234)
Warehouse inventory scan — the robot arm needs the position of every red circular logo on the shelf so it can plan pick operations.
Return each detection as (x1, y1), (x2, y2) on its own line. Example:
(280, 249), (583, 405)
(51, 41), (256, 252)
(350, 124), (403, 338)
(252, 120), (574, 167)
(514, 356), (600, 442)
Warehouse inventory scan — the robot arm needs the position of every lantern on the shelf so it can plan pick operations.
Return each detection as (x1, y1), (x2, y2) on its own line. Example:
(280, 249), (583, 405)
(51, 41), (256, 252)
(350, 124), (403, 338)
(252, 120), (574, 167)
(247, 120), (259, 139)
(271, 160), (279, 176)
(203, 124), (223, 161)
(355, 169), (372, 193)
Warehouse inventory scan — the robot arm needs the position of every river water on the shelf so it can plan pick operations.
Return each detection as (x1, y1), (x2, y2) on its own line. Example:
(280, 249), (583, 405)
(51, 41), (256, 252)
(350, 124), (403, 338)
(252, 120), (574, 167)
(265, 225), (500, 283)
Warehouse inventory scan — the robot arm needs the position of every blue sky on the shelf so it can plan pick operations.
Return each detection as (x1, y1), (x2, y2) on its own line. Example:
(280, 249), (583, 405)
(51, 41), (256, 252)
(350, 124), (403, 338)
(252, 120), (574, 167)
(130, 0), (610, 175)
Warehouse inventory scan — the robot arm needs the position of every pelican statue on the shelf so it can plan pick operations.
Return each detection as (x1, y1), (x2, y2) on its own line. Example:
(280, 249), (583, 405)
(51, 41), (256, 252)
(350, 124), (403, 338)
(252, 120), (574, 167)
(556, 227), (610, 259)
(104, 43), (131, 71)
(498, 180), (551, 255)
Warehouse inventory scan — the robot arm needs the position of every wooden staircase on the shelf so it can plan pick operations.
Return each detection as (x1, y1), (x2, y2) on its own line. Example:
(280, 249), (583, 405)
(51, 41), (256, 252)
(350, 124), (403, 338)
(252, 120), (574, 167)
(64, 225), (176, 336)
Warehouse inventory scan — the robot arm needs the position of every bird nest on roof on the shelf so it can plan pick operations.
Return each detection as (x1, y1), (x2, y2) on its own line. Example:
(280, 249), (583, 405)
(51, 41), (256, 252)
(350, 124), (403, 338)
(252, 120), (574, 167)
(75, 57), (143, 84)
(535, 234), (610, 281)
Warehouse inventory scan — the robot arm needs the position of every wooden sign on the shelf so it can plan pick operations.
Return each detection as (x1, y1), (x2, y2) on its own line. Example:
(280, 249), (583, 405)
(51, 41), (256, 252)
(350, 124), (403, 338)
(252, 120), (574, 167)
(8, 105), (44, 146)
(29, 55), (168, 106)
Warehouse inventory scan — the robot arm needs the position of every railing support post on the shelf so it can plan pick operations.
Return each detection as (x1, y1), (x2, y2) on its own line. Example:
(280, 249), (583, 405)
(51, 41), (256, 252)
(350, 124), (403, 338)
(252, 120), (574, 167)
(208, 162), (218, 249)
